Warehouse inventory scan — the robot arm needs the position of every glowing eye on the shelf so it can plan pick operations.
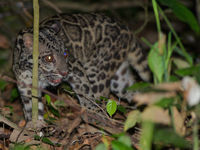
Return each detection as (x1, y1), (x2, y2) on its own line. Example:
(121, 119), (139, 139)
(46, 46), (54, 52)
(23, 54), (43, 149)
(44, 55), (54, 62)
(64, 50), (68, 58)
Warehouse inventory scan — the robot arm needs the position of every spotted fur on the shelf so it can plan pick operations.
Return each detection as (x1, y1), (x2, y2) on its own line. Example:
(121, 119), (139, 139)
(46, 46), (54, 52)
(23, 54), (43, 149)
(13, 13), (150, 121)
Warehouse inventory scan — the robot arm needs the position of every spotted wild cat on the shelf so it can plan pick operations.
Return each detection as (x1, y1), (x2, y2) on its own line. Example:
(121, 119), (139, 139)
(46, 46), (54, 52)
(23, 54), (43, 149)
(13, 13), (150, 121)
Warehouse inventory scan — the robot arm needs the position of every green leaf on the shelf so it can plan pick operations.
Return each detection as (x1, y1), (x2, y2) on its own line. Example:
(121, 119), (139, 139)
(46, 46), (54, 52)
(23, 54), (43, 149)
(153, 128), (192, 148)
(118, 135), (132, 147)
(117, 105), (126, 113)
(158, 0), (200, 33)
(0, 80), (7, 91)
(10, 88), (19, 101)
(11, 144), (30, 150)
(124, 110), (141, 131)
(111, 140), (134, 150)
(148, 43), (165, 83)
(175, 65), (200, 77)
(106, 100), (117, 117)
(44, 94), (51, 105)
(54, 100), (66, 107)
(140, 121), (154, 150)
(95, 143), (107, 150)
(155, 98), (175, 108)
(48, 105), (60, 117)
(169, 75), (179, 82)
(126, 82), (151, 91)
(100, 96), (109, 101)
(42, 137), (55, 145)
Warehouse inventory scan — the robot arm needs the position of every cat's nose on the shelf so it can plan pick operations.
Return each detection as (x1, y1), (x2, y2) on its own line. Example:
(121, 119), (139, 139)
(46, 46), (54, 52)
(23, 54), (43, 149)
(59, 71), (67, 76)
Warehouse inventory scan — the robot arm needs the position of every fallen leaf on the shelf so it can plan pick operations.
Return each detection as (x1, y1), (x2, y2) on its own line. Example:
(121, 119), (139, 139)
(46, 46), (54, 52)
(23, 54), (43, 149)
(172, 107), (186, 136)
(18, 120), (26, 128)
(133, 92), (176, 105)
(141, 106), (170, 125)
(124, 110), (141, 131)
(0, 34), (9, 49)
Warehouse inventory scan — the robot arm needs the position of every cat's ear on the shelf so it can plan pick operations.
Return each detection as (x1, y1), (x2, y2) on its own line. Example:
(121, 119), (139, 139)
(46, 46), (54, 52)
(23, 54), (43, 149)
(50, 21), (61, 34)
(23, 33), (33, 49)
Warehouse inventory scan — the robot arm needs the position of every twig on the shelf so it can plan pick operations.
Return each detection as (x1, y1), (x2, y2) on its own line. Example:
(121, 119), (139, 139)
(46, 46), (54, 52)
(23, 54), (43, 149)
(52, 1), (144, 12)
(134, 2), (149, 35)
(42, 0), (62, 13)
(0, 114), (21, 131)
(196, 0), (200, 23)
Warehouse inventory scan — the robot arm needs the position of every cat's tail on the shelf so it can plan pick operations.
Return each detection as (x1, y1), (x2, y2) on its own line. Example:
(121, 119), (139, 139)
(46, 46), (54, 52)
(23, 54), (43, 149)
(127, 40), (151, 82)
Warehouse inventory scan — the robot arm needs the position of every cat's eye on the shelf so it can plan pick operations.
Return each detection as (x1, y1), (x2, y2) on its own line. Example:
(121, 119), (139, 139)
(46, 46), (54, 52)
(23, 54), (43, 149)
(44, 55), (54, 62)
(64, 50), (68, 58)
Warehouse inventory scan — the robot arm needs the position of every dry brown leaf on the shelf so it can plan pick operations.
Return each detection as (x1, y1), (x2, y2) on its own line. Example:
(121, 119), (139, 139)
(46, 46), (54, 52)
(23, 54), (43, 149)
(9, 129), (31, 143)
(141, 106), (170, 125)
(0, 143), (8, 150)
(102, 135), (114, 148)
(154, 82), (182, 91)
(18, 120), (26, 128)
(172, 107), (186, 136)
(133, 92), (176, 105)
(0, 34), (9, 49)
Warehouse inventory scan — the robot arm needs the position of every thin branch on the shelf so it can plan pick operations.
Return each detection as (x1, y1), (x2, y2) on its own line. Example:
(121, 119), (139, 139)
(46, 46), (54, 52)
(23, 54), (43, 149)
(0, 114), (21, 131)
(196, 0), (200, 23)
(51, 1), (144, 12)
(42, 0), (62, 13)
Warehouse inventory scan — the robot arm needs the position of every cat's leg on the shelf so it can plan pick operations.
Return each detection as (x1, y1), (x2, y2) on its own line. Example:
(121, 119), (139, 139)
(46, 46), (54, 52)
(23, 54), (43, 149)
(16, 70), (44, 121)
(110, 61), (136, 103)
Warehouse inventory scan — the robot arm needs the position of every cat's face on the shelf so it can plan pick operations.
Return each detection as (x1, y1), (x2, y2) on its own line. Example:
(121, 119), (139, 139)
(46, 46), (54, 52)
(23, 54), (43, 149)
(13, 27), (69, 87)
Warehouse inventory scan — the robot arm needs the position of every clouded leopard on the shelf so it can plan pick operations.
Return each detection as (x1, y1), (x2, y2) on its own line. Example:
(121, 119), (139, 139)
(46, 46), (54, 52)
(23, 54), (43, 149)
(13, 13), (150, 121)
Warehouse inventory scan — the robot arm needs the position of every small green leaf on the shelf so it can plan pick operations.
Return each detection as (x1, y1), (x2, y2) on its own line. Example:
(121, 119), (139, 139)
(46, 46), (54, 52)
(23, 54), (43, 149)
(118, 135), (132, 147)
(106, 100), (117, 117)
(54, 100), (66, 107)
(124, 110), (141, 131)
(100, 96), (109, 101)
(44, 94), (51, 105)
(117, 105), (126, 113)
(62, 84), (73, 91)
(169, 75), (179, 82)
(175, 65), (200, 77)
(10, 88), (19, 101)
(95, 143), (107, 150)
(148, 43), (165, 83)
(0, 80), (7, 91)
(34, 134), (40, 140)
(153, 128), (191, 148)
(48, 105), (60, 117)
(42, 137), (55, 145)
(11, 144), (30, 150)
(111, 140), (134, 150)
(126, 82), (151, 91)
(155, 98), (175, 108)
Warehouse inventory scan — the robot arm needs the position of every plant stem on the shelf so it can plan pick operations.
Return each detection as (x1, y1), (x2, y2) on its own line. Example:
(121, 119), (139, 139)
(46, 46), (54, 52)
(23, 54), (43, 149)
(32, 0), (39, 127)
(152, 0), (161, 34)
(193, 118), (199, 150)
(140, 121), (154, 150)
(157, 5), (193, 65)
